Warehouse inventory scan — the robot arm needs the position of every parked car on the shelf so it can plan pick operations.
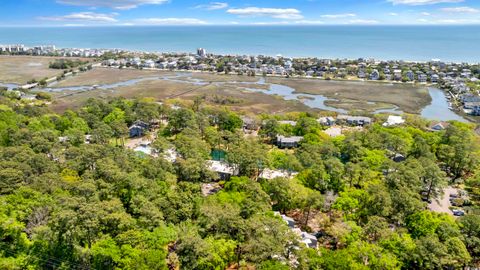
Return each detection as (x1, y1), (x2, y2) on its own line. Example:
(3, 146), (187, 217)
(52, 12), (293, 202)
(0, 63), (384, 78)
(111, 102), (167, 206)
(452, 209), (465, 216)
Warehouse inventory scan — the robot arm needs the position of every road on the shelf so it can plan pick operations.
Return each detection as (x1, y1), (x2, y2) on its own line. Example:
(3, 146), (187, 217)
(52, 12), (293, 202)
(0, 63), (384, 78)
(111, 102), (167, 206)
(429, 186), (458, 216)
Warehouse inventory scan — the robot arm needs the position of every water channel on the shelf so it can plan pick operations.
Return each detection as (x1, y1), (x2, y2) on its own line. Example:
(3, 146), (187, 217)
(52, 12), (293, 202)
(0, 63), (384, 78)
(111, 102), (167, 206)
(1, 72), (467, 122)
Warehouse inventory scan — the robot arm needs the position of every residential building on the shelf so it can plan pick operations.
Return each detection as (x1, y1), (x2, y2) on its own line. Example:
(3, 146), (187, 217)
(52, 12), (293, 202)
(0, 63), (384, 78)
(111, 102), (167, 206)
(207, 160), (239, 180)
(317, 117), (335, 126)
(197, 48), (207, 58)
(406, 70), (414, 81)
(418, 73), (427, 83)
(276, 135), (303, 148)
(383, 115), (405, 127)
(336, 115), (372, 126)
(369, 69), (380, 80)
(429, 121), (450, 131)
(129, 120), (149, 137)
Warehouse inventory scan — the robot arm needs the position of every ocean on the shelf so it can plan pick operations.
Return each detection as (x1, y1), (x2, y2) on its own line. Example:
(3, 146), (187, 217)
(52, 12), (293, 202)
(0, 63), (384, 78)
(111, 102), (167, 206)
(0, 25), (479, 63)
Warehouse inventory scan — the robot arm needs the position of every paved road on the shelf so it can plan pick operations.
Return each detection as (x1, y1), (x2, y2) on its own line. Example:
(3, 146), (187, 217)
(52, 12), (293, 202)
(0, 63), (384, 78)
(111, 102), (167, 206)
(429, 186), (458, 216)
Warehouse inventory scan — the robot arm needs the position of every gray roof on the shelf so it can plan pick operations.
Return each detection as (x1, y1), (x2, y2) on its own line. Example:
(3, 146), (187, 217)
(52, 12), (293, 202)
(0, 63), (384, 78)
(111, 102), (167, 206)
(277, 135), (304, 143)
(337, 115), (372, 122)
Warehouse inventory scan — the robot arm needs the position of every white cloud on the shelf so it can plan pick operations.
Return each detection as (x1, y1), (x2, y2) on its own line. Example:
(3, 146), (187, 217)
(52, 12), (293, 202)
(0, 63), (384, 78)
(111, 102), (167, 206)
(39, 12), (118, 22)
(347, 19), (379, 24)
(441, 6), (479, 13)
(387, 0), (463, 5)
(133, 18), (209, 25)
(416, 18), (480, 24)
(435, 18), (480, 23)
(63, 24), (87, 27)
(389, 12), (399, 16)
(56, 0), (168, 10)
(251, 20), (324, 25)
(421, 12), (431, 15)
(320, 13), (356, 18)
(227, 7), (303, 20)
(195, 2), (229, 10)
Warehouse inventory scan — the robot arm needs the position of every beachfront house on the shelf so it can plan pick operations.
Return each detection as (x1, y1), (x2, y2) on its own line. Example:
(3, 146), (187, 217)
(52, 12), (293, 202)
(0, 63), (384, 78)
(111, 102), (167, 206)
(276, 135), (303, 148)
(337, 115), (372, 126)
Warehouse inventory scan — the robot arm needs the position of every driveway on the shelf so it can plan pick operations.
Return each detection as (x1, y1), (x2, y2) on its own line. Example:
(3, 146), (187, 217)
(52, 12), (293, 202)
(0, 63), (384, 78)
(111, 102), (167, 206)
(429, 186), (458, 216)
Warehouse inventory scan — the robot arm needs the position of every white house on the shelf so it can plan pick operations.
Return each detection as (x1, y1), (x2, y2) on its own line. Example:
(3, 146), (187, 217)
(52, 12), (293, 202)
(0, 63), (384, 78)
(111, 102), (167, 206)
(207, 160), (239, 180)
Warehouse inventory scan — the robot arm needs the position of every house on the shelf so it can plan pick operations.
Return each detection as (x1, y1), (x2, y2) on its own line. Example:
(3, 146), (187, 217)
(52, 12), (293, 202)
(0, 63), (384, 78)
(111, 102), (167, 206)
(418, 74), (427, 83)
(143, 60), (155, 68)
(241, 116), (258, 131)
(431, 74), (439, 83)
(337, 115), (372, 126)
(358, 70), (366, 79)
(259, 169), (297, 180)
(207, 160), (239, 180)
(429, 121), (450, 131)
(275, 212), (295, 228)
(462, 94), (480, 109)
(406, 70), (414, 81)
(394, 70), (402, 81)
(383, 115), (405, 127)
(464, 101), (480, 110)
(369, 69), (380, 80)
(276, 135), (303, 148)
(129, 120), (150, 138)
(197, 48), (207, 57)
(298, 230), (318, 249)
(472, 106), (480, 116)
(317, 116), (335, 126)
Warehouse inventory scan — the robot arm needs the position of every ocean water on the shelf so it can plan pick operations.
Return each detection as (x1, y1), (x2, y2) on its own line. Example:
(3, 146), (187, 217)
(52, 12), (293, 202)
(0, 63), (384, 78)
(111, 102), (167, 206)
(0, 26), (479, 63)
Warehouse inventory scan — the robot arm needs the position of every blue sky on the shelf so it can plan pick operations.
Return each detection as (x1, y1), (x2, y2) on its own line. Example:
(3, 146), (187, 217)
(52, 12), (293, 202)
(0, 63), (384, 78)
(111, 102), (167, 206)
(2, 0), (480, 26)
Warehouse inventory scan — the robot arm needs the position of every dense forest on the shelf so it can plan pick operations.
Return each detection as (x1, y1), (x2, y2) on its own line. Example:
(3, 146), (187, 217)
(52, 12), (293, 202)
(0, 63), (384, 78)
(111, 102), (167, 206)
(1, 95), (480, 269)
